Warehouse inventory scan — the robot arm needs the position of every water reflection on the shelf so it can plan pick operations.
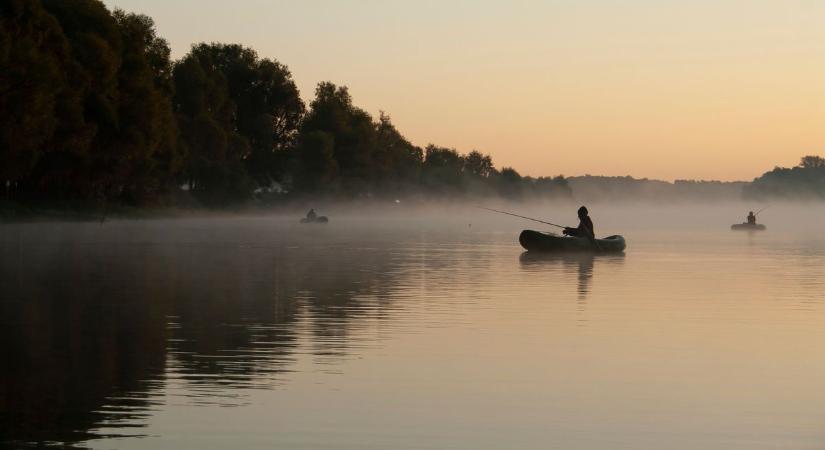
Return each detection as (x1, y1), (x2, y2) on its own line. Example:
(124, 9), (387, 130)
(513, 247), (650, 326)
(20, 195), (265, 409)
(0, 243), (169, 447)
(0, 225), (414, 448)
(5, 220), (825, 450)
(519, 251), (625, 302)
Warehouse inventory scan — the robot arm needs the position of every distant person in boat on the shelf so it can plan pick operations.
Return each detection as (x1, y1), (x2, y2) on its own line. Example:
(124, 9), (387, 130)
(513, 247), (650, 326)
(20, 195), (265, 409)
(306, 208), (317, 221)
(747, 211), (756, 224)
(563, 206), (595, 240)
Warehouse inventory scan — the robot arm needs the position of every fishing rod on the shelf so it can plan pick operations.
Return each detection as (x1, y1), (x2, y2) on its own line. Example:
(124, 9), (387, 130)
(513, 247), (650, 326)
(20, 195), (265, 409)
(754, 206), (770, 216)
(476, 206), (566, 229)
(479, 206), (603, 251)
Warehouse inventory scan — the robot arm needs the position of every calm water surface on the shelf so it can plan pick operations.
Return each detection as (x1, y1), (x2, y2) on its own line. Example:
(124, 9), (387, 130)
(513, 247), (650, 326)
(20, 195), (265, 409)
(2, 207), (825, 449)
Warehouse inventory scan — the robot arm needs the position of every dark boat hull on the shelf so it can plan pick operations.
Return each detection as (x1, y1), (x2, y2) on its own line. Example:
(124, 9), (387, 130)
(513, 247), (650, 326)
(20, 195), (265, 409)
(519, 230), (626, 253)
(300, 216), (329, 224)
(731, 223), (765, 231)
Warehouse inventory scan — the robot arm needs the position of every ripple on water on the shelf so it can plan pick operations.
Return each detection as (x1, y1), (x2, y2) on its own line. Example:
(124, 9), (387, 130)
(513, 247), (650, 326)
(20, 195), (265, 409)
(1, 220), (825, 450)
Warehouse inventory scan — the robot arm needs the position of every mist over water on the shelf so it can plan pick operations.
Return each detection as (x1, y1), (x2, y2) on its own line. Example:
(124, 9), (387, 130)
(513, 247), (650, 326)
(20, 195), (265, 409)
(2, 202), (825, 449)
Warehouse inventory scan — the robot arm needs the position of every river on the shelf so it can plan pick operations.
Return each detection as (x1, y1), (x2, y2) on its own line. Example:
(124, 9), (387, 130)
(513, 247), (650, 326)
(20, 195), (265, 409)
(2, 203), (824, 449)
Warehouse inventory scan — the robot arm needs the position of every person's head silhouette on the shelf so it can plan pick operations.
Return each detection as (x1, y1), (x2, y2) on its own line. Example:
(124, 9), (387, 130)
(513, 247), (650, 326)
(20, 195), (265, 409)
(578, 206), (588, 218)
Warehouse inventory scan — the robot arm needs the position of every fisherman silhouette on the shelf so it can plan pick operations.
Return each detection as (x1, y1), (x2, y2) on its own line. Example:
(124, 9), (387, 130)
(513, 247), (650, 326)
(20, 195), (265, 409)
(563, 206), (595, 240)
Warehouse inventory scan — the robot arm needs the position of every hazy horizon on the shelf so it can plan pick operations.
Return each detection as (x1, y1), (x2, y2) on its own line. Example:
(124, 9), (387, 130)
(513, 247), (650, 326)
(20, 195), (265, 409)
(102, 0), (825, 182)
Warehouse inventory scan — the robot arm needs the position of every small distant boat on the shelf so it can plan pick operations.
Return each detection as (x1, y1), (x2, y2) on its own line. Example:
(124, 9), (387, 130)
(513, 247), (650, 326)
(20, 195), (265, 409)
(731, 223), (765, 231)
(300, 216), (329, 224)
(519, 230), (626, 253)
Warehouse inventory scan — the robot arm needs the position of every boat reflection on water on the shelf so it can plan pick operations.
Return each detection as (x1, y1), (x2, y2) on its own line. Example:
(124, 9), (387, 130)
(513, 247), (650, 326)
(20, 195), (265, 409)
(518, 251), (626, 303)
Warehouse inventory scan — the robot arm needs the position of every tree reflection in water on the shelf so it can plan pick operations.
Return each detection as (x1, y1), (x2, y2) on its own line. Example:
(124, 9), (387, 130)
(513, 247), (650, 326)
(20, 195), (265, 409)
(0, 225), (421, 448)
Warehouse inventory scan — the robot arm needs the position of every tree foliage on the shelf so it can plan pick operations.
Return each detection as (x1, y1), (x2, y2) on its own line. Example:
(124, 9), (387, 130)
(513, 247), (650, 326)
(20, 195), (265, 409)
(744, 155), (825, 200)
(800, 155), (825, 169)
(299, 82), (377, 194)
(0, 0), (82, 194)
(173, 43), (303, 204)
(2, 0), (182, 204)
(1, 1), (570, 207)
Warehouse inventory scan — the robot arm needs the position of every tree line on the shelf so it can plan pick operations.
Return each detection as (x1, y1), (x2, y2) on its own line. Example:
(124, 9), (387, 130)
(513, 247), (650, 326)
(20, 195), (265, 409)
(744, 155), (825, 200)
(1, 0), (570, 207)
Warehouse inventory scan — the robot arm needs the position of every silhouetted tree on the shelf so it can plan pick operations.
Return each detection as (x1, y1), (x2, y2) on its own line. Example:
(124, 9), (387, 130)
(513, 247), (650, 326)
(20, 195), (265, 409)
(529, 175), (573, 199)
(497, 167), (523, 198)
(295, 131), (338, 192)
(172, 43), (303, 204)
(745, 154), (825, 200)
(299, 82), (377, 194)
(373, 112), (423, 193)
(110, 9), (181, 203)
(422, 145), (464, 194)
(0, 2), (571, 207)
(2, 0), (184, 204)
(173, 45), (250, 204)
(463, 150), (494, 179)
(800, 155), (825, 169)
(0, 0), (83, 198)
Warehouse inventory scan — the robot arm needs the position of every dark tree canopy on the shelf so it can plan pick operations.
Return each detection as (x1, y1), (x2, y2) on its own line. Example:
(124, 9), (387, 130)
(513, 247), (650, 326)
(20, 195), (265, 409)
(300, 82), (377, 193)
(110, 9), (181, 203)
(173, 43), (303, 204)
(0, 0), (83, 192)
(745, 154), (825, 200)
(374, 112), (423, 189)
(800, 155), (825, 169)
(422, 145), (464, 194)
(497, 167), (524, 198)
(1, 0), (183, 204)
(464, 151), (495, 179)
(1, 0), (570, 208)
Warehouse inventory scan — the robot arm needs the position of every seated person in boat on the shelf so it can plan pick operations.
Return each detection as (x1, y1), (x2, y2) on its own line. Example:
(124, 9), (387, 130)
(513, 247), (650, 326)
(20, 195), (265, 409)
(306, 208), (317, 221)
(747, 211), (756, 224)
(563, 206), (595, 239)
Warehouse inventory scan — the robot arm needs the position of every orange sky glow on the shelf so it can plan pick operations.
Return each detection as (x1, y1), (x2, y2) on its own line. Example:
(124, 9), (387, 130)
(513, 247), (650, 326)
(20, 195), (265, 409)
(105, 0), (825, 181)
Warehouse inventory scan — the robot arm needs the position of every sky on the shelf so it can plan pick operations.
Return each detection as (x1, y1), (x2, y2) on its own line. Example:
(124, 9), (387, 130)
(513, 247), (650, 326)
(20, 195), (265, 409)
(103, 0), (825, 181)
